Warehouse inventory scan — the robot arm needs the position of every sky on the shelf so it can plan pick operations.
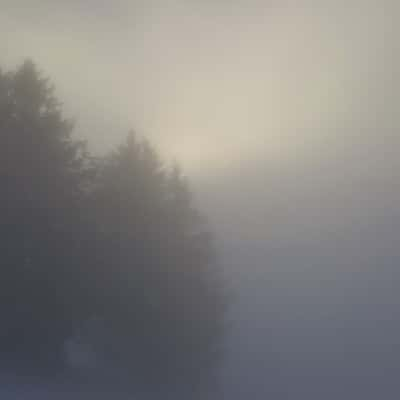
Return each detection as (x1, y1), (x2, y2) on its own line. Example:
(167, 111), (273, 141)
(1, 1), (400, 398)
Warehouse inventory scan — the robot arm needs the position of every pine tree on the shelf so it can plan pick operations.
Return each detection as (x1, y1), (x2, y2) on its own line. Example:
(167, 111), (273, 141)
(0, 61), (226, 396)
(0, 61), (91, 373)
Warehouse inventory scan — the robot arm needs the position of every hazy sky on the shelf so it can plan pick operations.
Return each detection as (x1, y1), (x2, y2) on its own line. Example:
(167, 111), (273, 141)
(2, 1), (399, 398)
(1, 2), (394, 171)
(2, 2), (397, 236)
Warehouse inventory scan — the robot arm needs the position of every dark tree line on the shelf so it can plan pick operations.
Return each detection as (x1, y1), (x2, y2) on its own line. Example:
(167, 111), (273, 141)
(0, 60), (226, 396)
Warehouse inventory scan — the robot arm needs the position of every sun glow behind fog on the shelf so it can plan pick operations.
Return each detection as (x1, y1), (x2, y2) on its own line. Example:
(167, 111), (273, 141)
(150, 6), (383, 177)
(0, 2), (389, 178)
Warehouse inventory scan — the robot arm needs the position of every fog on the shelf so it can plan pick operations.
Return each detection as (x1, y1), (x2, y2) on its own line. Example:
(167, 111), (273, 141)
(1, 1), (400, 398)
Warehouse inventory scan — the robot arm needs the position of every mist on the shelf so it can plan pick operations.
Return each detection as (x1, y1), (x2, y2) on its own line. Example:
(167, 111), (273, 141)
(1, 1), (400, 399)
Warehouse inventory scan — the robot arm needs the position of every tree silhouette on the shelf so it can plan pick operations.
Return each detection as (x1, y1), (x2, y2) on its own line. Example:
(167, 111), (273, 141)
(0, 61), (225, 396)
(0, 60), (91, 373)
(80, 132), (226, 395)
